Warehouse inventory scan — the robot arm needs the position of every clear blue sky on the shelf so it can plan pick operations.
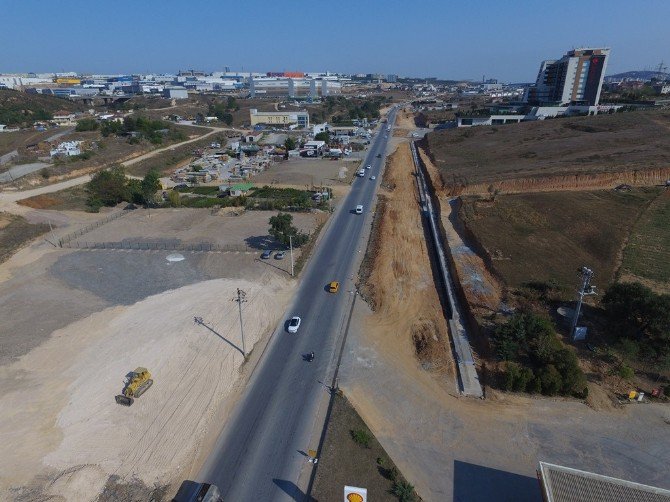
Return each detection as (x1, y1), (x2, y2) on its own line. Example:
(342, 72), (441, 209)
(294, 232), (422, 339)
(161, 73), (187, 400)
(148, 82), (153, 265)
(1, 0), (668, 81)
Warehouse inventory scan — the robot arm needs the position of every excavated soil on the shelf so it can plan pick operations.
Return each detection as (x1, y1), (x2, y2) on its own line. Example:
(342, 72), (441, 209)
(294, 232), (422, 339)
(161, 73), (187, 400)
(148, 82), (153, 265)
(359, 142), (455, 379)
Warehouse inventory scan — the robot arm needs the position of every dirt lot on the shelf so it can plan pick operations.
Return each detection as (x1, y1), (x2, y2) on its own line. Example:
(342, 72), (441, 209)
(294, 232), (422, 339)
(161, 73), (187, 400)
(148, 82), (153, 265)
(311, 393), (416, 502)
(64, 208), (317, 254)
(422, 109), (670, 193)
(456, 188), (662, 294)
(252, 156), (361, 188)
(0, 207), (321, 501)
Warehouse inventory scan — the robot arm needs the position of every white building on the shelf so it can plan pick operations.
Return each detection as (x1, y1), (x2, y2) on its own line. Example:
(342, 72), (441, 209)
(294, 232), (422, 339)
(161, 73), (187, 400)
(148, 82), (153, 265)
(50, 141), (81, 157)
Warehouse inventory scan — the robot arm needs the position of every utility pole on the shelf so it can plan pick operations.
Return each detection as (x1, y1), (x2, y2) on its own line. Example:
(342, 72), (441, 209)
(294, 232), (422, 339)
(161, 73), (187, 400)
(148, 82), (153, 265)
(570, 266), (596, 341)
(289, 235), (294, 277)
(233, 288), (247, 356)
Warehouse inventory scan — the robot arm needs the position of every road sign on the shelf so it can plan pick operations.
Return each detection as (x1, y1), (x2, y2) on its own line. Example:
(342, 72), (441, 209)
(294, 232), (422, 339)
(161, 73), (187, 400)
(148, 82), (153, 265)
(344, 485), (367, 502)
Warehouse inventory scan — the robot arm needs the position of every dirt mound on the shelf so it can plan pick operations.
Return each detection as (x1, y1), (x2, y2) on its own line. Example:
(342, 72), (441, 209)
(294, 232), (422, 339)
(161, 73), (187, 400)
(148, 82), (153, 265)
(359, 142), (455, 379)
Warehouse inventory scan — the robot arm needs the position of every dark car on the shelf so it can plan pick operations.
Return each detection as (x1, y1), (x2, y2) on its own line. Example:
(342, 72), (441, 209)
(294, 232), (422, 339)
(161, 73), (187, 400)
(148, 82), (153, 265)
(376, 153), (382, 158)
(261, 250), (272, 259)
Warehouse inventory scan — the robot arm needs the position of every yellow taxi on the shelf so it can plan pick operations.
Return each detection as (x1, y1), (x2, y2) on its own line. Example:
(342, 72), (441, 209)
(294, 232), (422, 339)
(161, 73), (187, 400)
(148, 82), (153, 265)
(328, 281), (340, 293)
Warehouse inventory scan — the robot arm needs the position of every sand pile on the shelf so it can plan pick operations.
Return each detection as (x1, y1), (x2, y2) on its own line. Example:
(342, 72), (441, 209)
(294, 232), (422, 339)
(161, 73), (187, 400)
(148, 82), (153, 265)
(0, 272), (292, 500)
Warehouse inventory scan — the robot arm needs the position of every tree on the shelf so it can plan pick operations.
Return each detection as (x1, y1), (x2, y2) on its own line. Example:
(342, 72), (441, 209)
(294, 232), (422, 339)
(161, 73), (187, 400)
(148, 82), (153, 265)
(284, 137), (296, 151)
(76, 118), (99, 132)
(602, 282), (670, 362)
(141, 169), (161, 203)
(314, 131), (330, 143)
(86, 165), (129, 207)
(268, 212), (308, 247)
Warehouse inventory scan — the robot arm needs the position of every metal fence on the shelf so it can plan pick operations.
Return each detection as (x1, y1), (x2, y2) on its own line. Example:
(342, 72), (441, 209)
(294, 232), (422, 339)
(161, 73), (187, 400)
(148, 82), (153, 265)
(61, 240), (255, 253)
(58, 211), (128, 247)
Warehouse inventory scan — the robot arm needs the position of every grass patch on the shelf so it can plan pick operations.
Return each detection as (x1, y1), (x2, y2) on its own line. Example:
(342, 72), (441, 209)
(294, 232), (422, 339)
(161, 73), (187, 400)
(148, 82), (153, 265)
(620, 190), (670, 285)
(311, 393), (418, 501)
(459, 188), (660, 296)
(0, 213), (50, 263)
(17, 185), (90, 211)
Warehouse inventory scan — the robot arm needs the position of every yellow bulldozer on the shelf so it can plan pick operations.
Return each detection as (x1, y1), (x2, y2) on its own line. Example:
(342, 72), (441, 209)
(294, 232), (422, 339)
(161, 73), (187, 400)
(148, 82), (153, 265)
(115, 367), (153, 406)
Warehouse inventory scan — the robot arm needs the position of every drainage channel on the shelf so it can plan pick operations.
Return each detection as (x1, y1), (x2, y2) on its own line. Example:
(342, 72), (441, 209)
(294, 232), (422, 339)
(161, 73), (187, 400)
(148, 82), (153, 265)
(410, 141), (483, 398)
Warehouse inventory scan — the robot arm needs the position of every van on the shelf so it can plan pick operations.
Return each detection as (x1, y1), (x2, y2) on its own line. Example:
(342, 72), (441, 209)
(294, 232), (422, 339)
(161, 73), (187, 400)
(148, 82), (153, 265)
(355, 205), (363, 214)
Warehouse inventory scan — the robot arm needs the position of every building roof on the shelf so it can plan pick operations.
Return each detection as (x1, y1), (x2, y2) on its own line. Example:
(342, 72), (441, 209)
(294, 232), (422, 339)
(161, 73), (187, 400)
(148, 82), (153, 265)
(230, 183), (254, 191)
(538, 462), (670, 502)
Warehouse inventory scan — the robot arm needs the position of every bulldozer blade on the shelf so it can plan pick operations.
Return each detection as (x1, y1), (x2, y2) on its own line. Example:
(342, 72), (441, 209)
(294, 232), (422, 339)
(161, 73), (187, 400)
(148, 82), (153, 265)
(115, 394), (134, 406)
(133, 379), (153, 399)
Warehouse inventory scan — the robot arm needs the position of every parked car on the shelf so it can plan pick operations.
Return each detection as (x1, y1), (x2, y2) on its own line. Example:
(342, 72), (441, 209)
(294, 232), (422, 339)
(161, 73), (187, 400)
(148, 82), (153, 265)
(275, 251), (285, 260)
(287, 316), (301, 333)
(261, 250), (272, 259)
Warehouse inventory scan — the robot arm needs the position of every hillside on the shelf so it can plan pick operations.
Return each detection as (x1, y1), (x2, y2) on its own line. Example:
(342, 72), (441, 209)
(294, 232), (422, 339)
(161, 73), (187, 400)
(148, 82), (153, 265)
(0, 89), (84, 127)
(421, 109), (670, 194)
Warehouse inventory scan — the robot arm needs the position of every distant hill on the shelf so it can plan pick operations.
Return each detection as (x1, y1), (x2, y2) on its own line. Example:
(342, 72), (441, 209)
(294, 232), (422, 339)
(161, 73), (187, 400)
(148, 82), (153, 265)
(0, 89), (84, 127)
(606, 70), (669, 81)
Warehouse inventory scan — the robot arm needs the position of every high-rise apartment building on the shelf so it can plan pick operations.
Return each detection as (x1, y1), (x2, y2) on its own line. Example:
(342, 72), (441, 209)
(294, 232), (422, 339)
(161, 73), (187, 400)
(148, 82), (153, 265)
(525, 48), (610, 106)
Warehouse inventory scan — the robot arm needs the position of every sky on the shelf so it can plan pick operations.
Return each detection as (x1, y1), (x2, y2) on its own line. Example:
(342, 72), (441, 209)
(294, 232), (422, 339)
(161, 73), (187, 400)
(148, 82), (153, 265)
(1, 0), (669, 82)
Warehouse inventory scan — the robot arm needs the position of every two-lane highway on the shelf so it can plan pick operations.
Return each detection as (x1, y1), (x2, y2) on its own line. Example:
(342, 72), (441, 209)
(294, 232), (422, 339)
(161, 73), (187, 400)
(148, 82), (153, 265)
(198, 107), (398, 500)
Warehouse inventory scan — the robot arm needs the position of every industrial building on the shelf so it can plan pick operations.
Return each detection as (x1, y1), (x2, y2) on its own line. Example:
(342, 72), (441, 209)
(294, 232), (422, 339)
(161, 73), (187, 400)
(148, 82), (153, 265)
(249, 109), (309, 128)
(525, 48), (610, 106)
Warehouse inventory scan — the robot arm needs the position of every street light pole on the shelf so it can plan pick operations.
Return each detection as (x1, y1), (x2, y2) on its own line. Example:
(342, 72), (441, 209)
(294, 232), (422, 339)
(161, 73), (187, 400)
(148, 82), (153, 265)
(233, 288), (247, 356)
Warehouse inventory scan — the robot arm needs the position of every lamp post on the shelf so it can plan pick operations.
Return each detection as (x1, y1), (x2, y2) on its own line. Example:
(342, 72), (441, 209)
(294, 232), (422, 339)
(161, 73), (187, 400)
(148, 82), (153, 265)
(233, 288), (247, 355)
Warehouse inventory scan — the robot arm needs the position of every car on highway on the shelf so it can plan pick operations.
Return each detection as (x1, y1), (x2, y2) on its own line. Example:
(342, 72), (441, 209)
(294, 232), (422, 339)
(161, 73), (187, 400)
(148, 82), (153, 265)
(376, 153), (381, 158)
(366, 164), (371, 169)
(275, 251), (285, 260)
(355, 205), (363, 214)
(287, 316), (301, 333)
(370, 176), (376, 180)
(261, 250), (272, 259)
(328, 281), (340, 293)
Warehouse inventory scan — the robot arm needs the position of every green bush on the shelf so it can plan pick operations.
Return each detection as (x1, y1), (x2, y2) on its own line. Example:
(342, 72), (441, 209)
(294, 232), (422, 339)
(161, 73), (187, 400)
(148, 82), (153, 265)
(75, 118), (99, 132)
(538, 365), (563, 395)
(617, 364), (635, 380)
(392, 480), (416, 502)
(350, 429), (372, 448)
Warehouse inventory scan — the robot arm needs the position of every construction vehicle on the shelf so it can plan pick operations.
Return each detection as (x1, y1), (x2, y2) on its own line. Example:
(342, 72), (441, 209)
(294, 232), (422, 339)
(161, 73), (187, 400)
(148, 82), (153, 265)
(115, 367), (153, 406)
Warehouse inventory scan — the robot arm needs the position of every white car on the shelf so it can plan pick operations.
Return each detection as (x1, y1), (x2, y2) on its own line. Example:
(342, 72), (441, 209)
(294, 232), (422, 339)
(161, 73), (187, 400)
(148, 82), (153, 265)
(366, 164), (371, 169)
(370, 176), (376, 180)
(355, 205), (363, 214)
(287, 316), (301, 333)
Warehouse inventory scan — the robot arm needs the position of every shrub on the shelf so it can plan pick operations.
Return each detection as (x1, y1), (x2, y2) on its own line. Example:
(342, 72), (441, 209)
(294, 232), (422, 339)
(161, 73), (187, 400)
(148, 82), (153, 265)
(350, 428), (372, 448)
(538, 365), (563, 395)
(75, 118), (99, 132)
(392, 480), (416, 502)
(617, 364), (635, 380)
(39, 167), (50, 179)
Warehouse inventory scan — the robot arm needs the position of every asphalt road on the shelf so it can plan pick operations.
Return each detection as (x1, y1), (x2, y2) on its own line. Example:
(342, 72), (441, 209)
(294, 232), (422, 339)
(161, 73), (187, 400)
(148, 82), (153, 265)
(197, 108), (398, 500)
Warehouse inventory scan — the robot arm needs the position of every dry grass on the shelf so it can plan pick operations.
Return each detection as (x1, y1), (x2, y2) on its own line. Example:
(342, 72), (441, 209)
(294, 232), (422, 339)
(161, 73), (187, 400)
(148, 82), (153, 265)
(17, 185), (89, 211)
(619, 189), (670, 292)
(423, 109), (670, 190)
(0, 213), (50, 264)
(458, 188), (662, 295)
